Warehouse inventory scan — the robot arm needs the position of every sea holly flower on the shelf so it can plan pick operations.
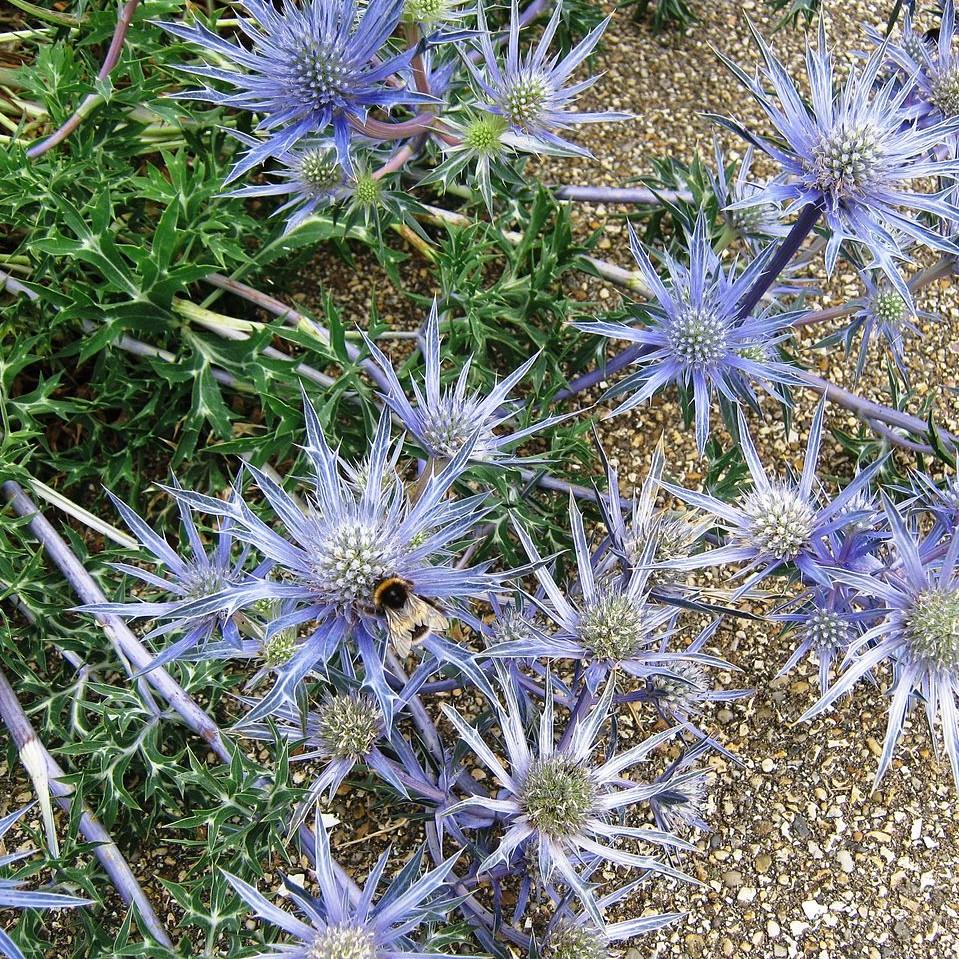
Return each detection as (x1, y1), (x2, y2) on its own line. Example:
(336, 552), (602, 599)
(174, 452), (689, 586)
(465, 0), (629, 157)
(443, 675), (697, 926)
(224, 815), (464, 958)
(0, 805), (90, 959)
(597, 438), (711, 593)
(799, 497), (959, 789)
(159, 0), (431, 180)
(487, 495), (692, 691)
(364, 301), (571, 465)
(771, 587), (869, 696)
(837, 270), (930, 381)
(238, 689), (412, 825)
(712, 15), (959, 301)
(92, 398), (498, 725)
(226, 134), (355, 233)
(866, 0), (959, 126)
(660, 400), (887, 592)
(84, 486), (261, 673)
(575, 216), (800, 454)
(541, 876), (684, 959)
(711, 143), (790, 246)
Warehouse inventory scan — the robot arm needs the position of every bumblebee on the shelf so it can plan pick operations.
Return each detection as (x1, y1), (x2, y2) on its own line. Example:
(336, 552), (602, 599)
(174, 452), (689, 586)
(372, 576), (448, 658)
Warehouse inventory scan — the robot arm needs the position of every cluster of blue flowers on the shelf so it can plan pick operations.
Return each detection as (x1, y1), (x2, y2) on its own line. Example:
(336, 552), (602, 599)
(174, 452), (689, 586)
(161, 0), (626, 226)
(11, 3), (959, 957)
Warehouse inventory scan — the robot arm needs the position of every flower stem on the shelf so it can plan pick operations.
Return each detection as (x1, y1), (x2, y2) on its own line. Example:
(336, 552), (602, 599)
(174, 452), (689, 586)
(553, 185), (694, 204)
(0, 667), (173, 947)
(2, 481), (234, 764)
(735, 202), (821, 321)
(798, 370), (957, 451)
(201, 273), (393, 393)
(26, 0), (140, 159)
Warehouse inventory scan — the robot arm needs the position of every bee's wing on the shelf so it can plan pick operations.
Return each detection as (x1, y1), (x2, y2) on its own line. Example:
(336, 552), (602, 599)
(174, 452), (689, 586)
(384, 596), (448, 659)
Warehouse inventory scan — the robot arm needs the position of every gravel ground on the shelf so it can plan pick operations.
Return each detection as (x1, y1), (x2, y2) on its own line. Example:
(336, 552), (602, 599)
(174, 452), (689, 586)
(531, 2), (959, 957)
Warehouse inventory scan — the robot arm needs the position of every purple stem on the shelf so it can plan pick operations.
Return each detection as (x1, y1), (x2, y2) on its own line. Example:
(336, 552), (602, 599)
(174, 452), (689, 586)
(27, 0), (141, 159)
(798, 371), (957, 451)
(2, 481), (234, 764)
(202, 273), (392, 393)
(735, 202), (821, 321)
(0, 667), (173, 947)
(553, 185), (694, 204)
(551, 343), (646, 404)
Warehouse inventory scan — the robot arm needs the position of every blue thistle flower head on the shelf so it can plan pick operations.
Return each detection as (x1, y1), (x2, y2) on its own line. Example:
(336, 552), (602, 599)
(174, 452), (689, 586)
(0, 805), (90, 959)
(661, 400), (887, 592)
(772, 587), (869, 696)
(800, 494), (959, 789)
(712, 142), (791, 245)
(465, 0), (629, 157)
(159, 0), (431, 180)
(542, 874), (684, 958)
(487, 495), (682, 692)
(841, 269), (929, 381)
(442, 673), (699, 926)
(89, 395), (498, 725)
(224, 816), (462, 959)
(364, 301), (572, 465)
(713, 14), (959, 301)
(226, 134), (356, 233)
(597, 438), (711, 592)
(576, 215), (800, 454)
(82, 484), (259, 673)
(238, 688), (403, 821)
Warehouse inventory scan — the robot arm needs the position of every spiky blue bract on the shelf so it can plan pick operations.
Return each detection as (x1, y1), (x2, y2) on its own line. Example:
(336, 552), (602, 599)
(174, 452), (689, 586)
(866, 0), (959, 126)
(660, 400), (887, 592)
(465, 0), (629, 157)
(712, 15), (959, 303)
(91, 396), (498, 726)
(576, 216), (800, 454)
(159, 0), (430, 180)
(799, 496), (959, 790)
(80, 484), (259, 674)
(488, 495), (731, 698)
(443, 673), (698, 928)
(0, 805), (90, 959)
(364, 301), (571, 465)
(224, 815), (466, 958)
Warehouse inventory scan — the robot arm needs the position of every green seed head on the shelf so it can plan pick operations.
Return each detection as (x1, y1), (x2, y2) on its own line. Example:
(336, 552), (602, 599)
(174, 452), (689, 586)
(354, 173), (381, 207)
(521, 756), (596, 837)
(298, 148), (342, 191)
(905, 588), (959, 670)
(263, 630), (297, 667)
(742, 484), (816, 560)
(578, 591), (647, 661)
(869, 289), (908, 327)
(404, 0), (451, 25)
(931, 66), (959, 116)
(317, 693), (382, 759)
(543, 921), (609, 959)
(803, 608), (852, 651)
(464, 115), (508, 156)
